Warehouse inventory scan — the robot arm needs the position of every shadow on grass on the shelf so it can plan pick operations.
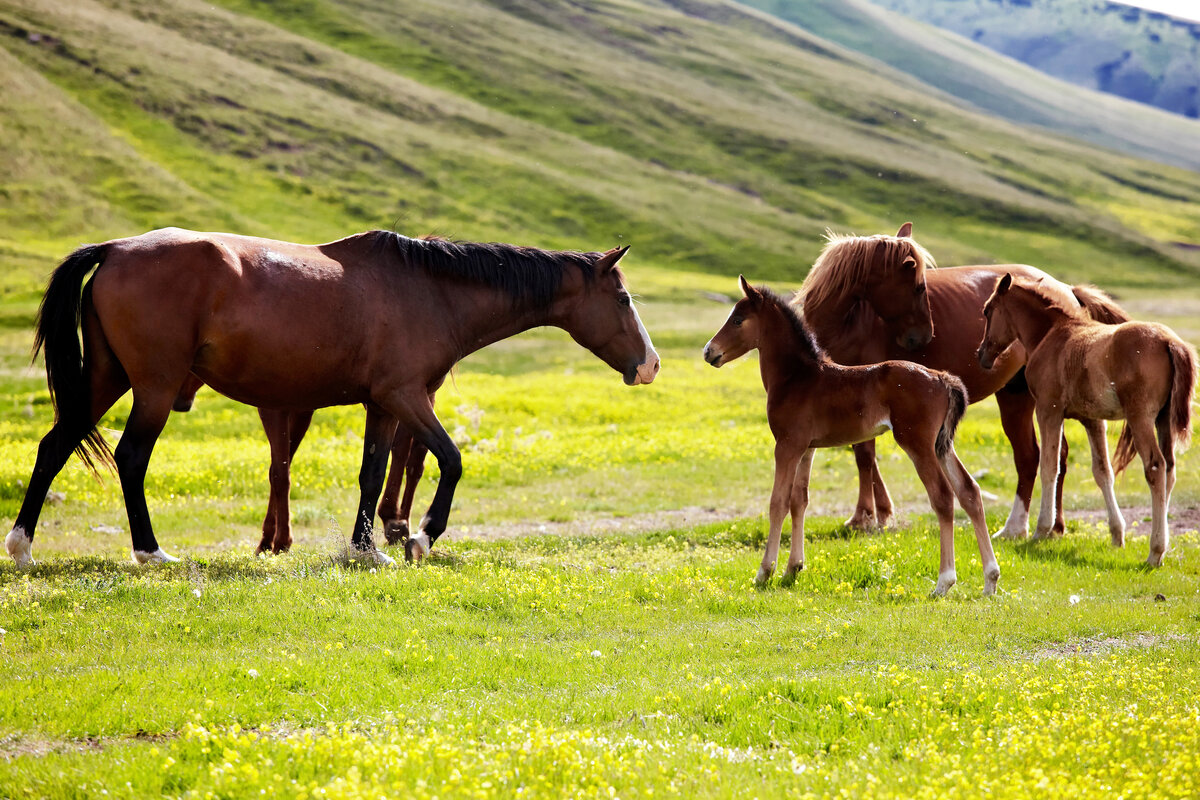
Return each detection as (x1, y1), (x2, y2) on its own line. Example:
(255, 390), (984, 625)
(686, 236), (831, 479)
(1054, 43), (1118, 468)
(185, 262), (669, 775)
(1006, 538), (1147, 573)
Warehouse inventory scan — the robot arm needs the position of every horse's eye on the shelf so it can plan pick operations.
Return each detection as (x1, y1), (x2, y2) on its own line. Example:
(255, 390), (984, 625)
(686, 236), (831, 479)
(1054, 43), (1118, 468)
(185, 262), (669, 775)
(732, 316), (743, 327)
(618, 295), (632, 307)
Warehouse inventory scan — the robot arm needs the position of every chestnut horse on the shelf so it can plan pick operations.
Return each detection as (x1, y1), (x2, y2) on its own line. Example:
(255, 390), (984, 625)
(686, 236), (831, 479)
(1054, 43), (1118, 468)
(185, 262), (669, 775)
(6, 229), (659, 567)
(797, 223), (1129, 539)
(173, 373), (431, 554)
(704, 277), (998, 596)
(978, 274), (1196, 565)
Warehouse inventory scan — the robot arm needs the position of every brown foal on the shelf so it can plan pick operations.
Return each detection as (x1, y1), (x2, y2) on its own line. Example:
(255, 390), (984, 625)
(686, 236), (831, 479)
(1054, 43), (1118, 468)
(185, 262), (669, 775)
(705, 277), (999, 596)
(978, 274), (1196, 565)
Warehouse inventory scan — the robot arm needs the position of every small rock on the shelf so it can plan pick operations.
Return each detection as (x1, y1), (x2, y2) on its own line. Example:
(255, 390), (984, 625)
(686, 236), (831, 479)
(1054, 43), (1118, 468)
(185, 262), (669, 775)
(90, 524), (122, 535)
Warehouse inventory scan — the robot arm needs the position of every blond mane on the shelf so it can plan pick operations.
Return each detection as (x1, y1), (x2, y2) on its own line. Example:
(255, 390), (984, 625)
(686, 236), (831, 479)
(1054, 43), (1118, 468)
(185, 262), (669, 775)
(798, 230), (936, 314)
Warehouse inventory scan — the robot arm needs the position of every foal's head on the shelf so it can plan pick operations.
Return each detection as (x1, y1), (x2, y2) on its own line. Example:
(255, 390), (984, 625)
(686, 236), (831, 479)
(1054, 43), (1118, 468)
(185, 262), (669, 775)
(562, 246), (660, 385)
(977, 273), (1019, 369)
(703, 276), (823, 368)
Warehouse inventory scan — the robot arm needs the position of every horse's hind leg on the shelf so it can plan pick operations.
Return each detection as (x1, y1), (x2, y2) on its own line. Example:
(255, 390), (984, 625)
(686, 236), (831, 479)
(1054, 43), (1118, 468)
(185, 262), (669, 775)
(846, 442), (878, 529)
(1081, 419), (1124, 547)
(257, 408), (313, 555)
(348, 406), (398, 563)
(7, 310), (129, 566)
(116, 390), (181, 564)
(378, 431), (415, 545)
(940, 446), (1000, 595)
(896, 435), (958, 595)
(1129, 415), (1170, 566)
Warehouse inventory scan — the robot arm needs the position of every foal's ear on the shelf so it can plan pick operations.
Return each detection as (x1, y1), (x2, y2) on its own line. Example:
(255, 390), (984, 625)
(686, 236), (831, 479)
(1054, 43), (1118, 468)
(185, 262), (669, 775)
(896, 221), (913, 238)
(996, 273), (1013, 294)
(738, 274), (762, 306)
(901, 255), (917, 271)
(595, 245), (630, 273)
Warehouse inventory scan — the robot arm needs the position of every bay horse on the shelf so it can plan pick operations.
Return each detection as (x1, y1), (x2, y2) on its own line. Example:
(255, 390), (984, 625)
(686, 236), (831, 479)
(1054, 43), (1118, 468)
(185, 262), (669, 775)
(6, 229), (659, 568)
(797, 223), (1129, 539)
(704, 277), (999, 596)
(173, 373), (431, 554)
(977, 273), (1196, 565)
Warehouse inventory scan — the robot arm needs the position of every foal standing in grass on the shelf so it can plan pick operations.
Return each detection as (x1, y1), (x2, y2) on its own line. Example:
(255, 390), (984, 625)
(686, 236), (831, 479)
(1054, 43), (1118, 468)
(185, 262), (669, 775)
(977, 274), (1196, 566)
(705, 277), (999, 595)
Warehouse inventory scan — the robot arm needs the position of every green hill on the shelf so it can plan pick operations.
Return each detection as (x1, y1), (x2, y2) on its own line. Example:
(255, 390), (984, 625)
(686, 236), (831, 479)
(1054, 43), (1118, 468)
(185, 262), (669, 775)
(1, 0), (1199, 307)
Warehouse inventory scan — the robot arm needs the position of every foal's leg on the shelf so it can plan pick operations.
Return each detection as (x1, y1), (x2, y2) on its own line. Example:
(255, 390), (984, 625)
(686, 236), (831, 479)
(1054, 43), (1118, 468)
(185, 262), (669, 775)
(1033, 410), (1066, 540)
(6, 340), (129, 567)
(940, 447), (1000, 595)
(783, 449), (815, 583)
(1128, 415), (1170, 566)
(759, 439), (806, 585)
(897, 439), (959, 596)
(1080, 419), (1124, 547)
(348, 406), (399, 564)
(847, 442), (878, 529)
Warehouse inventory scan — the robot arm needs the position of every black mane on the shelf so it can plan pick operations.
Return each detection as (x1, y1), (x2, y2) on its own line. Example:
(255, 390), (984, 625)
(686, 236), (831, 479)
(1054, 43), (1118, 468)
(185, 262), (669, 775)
(373, 230), (598, 308)
(759, 286), (827, 364)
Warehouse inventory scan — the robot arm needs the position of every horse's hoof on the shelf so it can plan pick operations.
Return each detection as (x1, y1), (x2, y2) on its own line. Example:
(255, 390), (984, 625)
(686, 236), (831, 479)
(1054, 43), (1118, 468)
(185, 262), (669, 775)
(874, 512), (893, 529)
(1146, 551), (1165, 568)
(991, 525), (1027, 541)
(754, 566), (773, 586)
(406, 532), (430, 563)
(780, 564), (803, 587)
(843, 512), (875, 531)
(383, 519), (410, 546)
(6, 527), (34, 568)
(271, 539), (293, 555)
(932, 570), (956, 597)
(133, 548), (180, 565)
(351, 547), (394, 566)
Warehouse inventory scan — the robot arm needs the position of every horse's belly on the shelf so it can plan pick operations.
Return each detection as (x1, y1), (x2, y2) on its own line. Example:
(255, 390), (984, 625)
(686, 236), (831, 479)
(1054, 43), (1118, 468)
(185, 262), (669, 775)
(811, 421), (891, 449)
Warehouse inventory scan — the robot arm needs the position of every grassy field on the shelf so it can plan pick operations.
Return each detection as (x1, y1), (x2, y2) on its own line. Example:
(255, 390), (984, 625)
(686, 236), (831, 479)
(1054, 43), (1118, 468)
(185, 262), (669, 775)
(3, 0), (1200, 797)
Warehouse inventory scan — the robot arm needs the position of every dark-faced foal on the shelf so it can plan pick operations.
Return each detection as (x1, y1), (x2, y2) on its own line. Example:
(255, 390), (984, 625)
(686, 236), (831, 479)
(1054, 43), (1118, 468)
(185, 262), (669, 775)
(705, 277), (999, 596)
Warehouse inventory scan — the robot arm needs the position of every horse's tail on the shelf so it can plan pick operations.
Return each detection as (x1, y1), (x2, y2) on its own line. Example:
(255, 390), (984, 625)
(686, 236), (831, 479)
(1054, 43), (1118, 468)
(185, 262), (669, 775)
(33, 243), (115, 475)
(935, 372), (969, 460)
(1072, 284), (1130, 324)
(1113, 337), (1197, 476)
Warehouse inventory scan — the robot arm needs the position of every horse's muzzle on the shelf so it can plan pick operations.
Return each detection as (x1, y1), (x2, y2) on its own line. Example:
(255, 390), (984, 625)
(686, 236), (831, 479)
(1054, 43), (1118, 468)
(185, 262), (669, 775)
(977, 346), (995, 370)
(702, 344), (722, 368)
(897, 328), (933, 351)
(627, 353), (661, 385)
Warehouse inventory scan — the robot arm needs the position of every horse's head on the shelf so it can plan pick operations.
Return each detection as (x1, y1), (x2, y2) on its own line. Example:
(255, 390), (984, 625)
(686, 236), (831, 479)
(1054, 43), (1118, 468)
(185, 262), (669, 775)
(977, 273), (1016, 370)
(703, 275), (764, 367)
(865, 223), (933, 350)
(562, 246), (659, 385)
(803, 222), (934, 352)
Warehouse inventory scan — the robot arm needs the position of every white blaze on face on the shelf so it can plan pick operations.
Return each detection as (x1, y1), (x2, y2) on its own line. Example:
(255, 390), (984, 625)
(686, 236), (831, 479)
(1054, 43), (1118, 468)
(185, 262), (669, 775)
(630, 304), (659, 384)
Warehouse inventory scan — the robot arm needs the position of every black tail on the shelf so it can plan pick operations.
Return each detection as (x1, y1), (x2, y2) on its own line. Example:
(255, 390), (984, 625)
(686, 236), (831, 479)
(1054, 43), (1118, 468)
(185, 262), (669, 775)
(33, 244), (114, 475)
(935, 373), (968, 460)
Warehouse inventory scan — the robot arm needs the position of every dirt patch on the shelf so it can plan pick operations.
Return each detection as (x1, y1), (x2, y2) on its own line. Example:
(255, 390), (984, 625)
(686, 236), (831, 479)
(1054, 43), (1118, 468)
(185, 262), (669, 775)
(1069, 504), (1200, 538)
(451, 504), (763, 543)
(1030, 632), (1191, 662)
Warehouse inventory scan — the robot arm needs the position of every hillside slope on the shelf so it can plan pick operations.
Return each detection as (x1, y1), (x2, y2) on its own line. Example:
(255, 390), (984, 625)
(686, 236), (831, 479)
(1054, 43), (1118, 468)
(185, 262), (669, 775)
(738, 0), (1200, 172)
(1, 0), (1199, 300)
(869, 0), (1200, 119)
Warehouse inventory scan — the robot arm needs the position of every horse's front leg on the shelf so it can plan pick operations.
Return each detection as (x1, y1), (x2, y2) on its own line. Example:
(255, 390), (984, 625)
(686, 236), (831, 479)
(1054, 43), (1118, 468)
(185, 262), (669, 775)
(846, 442), (878, 529)
(1080, 419), (1124, 547)
(1033, 409), (1065, 539)
(385, 392), (461, 563)
(759, 439), (805, 585)
(782, 449), (815, 585)
(348, 406), (398, 564)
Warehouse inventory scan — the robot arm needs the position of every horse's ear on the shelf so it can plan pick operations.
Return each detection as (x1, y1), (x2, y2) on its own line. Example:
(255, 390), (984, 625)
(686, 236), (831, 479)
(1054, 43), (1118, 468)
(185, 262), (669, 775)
(996, 273), (1013, 294)
(738, 275), (762, 306)
(595, 245), (630, 273)
(901, 256), (917, 271)
(896, 222), (913, 238)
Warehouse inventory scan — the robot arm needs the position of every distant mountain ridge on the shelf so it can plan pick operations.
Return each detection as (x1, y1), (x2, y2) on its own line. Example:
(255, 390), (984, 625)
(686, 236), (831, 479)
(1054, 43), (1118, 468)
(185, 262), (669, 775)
(868, 0), (1200, 119)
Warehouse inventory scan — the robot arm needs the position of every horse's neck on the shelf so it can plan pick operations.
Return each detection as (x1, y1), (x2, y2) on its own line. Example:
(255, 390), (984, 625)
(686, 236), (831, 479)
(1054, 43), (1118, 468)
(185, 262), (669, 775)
(757, 305), (822, 389)
(440, 285), (550, 360)
(1008, 291), (1072, 352)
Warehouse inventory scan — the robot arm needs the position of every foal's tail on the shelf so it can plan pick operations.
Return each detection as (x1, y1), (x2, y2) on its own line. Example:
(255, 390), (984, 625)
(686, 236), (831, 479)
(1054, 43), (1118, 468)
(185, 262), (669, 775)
(33, 243), (114, 475)
(935, 373), (969, 460)
(1072, 284), (1131, 324)
(1113, 337), (1197, 475)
